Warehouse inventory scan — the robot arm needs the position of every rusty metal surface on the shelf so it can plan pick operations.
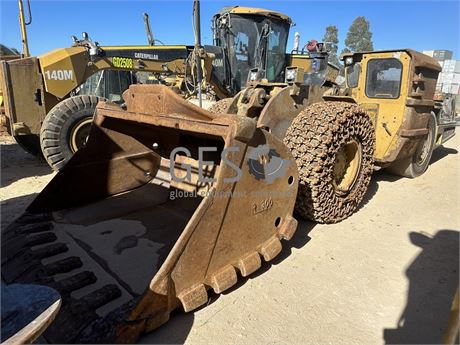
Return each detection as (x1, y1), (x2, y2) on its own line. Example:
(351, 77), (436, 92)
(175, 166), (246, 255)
(342, 49), (441, 73)
(257, 85), (306, 138)
(383, 52), (441, 164)
(1, 57), (46, 136)
(2, 84), (298, 343)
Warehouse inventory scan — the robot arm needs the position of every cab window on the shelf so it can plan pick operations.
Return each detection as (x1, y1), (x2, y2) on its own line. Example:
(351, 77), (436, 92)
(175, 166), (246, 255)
(365, 58), (402, 99)
(346, 63), (360, 88)
(266, 22), (289, 82)
(234, 32), (249, 62)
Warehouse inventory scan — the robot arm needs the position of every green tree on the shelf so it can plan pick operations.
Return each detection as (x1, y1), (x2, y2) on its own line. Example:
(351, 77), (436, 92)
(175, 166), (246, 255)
(344, 16), (374, 52)
(323, 25), (339, 66)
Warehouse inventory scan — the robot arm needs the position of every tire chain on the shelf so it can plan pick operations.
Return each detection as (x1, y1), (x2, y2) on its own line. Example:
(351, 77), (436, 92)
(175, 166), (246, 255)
(284, 101), (375, 223)
(208, 98), (233, 114)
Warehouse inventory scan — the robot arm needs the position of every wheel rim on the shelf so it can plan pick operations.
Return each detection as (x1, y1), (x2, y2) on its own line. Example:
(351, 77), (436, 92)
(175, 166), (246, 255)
(333, 139), (363, 195)
(69, 118), (92, 153)
(414, 126), (433, 166)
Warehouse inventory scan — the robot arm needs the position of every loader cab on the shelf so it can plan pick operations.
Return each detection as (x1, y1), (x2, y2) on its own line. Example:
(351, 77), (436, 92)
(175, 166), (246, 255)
(211, 6), (292, 93)
(340, 49), (452, 164)
(342, 52), (406, 100)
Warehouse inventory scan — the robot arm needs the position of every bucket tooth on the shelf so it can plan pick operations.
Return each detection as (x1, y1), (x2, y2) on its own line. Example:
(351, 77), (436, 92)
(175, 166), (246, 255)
(178, 284), (208, 312)
(16, 221), (54, 233)
(45, 257), (84, 275)
(51, 271), (97, 295)
(17, 257), (84, 284)
(26, 232), (58, 245)
(3, 222), (54, 242)
(79, 284), (122, 309)
(278, 215), (298, 240)
(43, 285), (122, 344)
(2, 243), (69, 282)
(237, 252), (262, 277)
(16, 212), (52, 224)
(31, 242), (69, 259)
(259, 236), (283, 262)
(210, 265), (237, 293)
(1, 232), (57, 261)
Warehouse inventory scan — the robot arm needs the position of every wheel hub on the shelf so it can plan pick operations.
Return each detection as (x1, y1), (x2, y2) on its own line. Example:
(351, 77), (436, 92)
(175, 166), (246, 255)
(70, 118), (93, 153)
(415, 128), (433, 166)
(333, 139), (363, 195)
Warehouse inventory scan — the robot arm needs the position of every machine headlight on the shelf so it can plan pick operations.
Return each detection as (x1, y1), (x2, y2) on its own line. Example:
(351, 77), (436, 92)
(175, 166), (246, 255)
(345, 56), (353, 65)
(247, 68), (265, 84)
(285, 67), (301, 83)
(286, 68), (297, 81)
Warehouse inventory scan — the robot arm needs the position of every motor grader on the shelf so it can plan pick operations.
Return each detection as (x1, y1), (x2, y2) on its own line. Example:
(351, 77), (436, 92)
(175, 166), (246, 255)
(0, 4), (338, 171)
(2, 2), (456, 344)
(0, 35), (216, 169)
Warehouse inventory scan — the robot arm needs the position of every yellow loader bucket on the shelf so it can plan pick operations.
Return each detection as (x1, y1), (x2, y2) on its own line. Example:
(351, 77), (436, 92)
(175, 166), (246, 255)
(2, 85), (298, 343)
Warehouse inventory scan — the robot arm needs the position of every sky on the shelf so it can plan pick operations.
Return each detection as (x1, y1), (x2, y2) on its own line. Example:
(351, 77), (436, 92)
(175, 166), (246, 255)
(1, 0), (459, 59)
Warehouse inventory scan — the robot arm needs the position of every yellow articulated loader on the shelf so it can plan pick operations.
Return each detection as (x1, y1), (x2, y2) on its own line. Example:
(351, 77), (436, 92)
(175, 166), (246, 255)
(2, 3), (455, 345)
(2, 4), (338, 343)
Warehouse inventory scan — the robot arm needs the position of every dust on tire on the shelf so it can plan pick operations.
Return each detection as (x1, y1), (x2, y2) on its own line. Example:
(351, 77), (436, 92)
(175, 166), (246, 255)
(40, 95), (102, 171)
(208, 98), (233, 114)
(284, 101), (375, 224)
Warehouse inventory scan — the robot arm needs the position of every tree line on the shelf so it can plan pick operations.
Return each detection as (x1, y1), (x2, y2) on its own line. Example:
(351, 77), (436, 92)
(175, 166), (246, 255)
(322, 16), (374, 67)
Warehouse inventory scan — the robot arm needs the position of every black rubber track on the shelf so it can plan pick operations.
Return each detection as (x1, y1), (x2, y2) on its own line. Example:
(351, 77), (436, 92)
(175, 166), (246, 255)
(40, 95), (102, 171)
(284, 101), (375, 224)
(208, 98), (233, 114)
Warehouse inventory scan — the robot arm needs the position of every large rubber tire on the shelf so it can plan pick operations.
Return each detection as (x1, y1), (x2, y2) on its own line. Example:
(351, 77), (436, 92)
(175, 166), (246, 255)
(208, 98), (233, 114)
(40, 95), (102, 171)
(284, 102), (375, 224)
(386, 113), (437, 178)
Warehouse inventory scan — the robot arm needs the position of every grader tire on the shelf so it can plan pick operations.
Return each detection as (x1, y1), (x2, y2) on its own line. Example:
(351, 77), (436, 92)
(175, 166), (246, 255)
(208, 98), (233, 114)
(40, 95), (102, 171)
(284, 101), (375, 224)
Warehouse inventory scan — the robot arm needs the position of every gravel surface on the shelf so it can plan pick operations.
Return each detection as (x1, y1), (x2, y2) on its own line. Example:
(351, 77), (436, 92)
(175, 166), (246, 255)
(1, 133), (459, 344)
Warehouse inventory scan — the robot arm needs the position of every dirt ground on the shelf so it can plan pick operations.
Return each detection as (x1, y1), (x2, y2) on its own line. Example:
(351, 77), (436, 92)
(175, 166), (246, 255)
(1, 132), (459, 344)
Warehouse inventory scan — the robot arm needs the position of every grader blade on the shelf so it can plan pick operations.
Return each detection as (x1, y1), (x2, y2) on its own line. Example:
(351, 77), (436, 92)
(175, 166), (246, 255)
(2, 85), (299, 343)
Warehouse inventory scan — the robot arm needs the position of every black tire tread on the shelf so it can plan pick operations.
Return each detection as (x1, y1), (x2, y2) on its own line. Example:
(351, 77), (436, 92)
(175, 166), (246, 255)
(40, 95), (101, 171)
